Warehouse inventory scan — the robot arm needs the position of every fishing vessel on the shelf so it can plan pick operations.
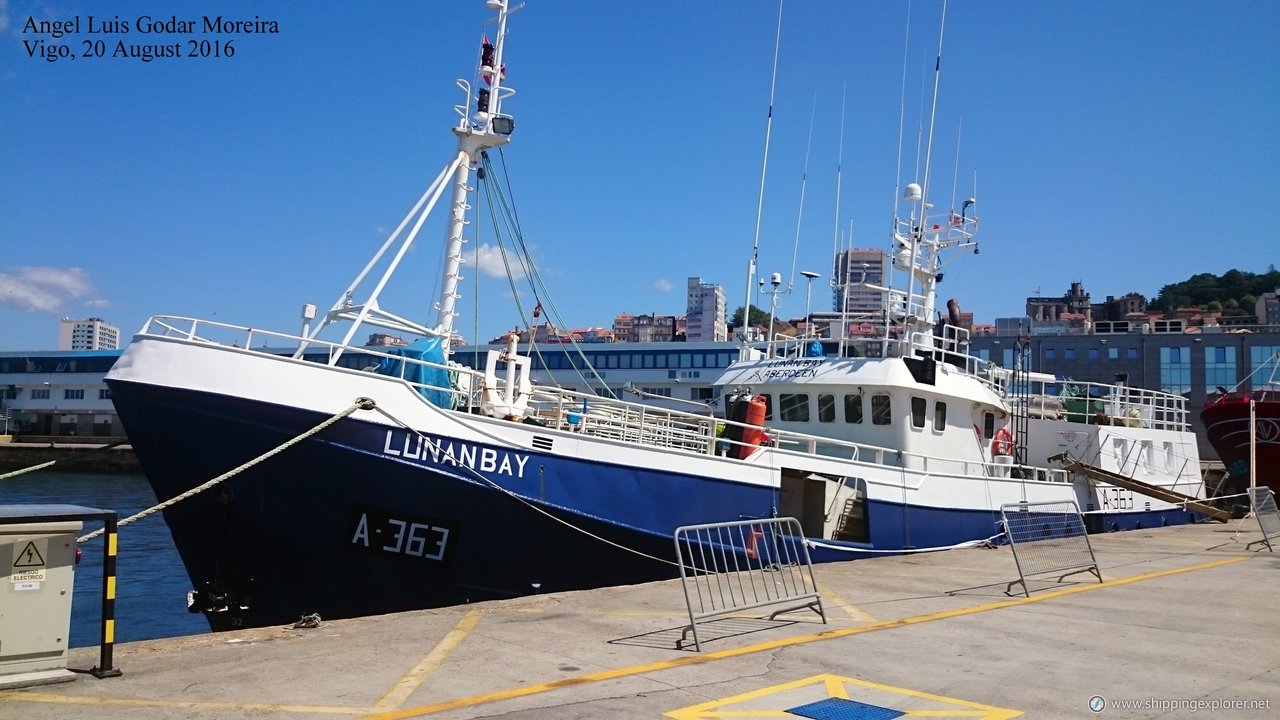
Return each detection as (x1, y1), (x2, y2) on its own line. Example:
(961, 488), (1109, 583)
(1201, 350), (1280, 496)
(106, 0), (1207, 632)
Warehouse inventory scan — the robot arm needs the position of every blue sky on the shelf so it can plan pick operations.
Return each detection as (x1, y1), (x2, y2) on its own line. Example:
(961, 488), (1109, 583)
(2, 0), (1277, 351)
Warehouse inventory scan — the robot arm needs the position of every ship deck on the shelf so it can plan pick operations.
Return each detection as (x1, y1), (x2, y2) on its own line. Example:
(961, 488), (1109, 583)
(4, 521), (1277, 719)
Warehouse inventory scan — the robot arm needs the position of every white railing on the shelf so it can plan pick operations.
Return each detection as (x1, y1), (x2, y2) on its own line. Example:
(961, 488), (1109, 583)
(137, 315), (1075, 485)
(1047, 380), (1189, 432)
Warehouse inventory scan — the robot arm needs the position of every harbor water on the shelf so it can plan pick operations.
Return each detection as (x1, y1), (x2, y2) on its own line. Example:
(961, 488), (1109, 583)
(1, 471), (208, 647)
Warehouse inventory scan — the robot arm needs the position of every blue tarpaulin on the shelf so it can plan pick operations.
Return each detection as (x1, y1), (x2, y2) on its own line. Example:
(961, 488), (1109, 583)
(376, 337), (454, 409)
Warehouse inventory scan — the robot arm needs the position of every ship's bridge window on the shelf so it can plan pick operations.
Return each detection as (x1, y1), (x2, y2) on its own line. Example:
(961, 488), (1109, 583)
(818, 393), (836, 422)
(844, 393), (864, 424)
(780, 393), (810, 422)
(872, 394), (892, 425)
(934, 401), (947, 431)
(910, 396), (926, 429)
(983, 411), (995, 439)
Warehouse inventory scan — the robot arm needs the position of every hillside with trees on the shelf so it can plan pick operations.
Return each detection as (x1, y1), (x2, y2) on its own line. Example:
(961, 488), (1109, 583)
(1151, 266), (1279, 315)
(730, 305), (796, 336)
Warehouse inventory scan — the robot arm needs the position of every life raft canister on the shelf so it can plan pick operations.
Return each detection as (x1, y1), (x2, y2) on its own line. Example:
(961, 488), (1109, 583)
(991, 426), (1014, 456)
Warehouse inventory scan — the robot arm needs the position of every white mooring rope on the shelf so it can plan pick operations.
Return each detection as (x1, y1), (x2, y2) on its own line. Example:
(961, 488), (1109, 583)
(76, 398), (375, 544)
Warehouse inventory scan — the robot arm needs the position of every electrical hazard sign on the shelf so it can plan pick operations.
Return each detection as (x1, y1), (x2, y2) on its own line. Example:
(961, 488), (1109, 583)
(11, 538), (48, 583)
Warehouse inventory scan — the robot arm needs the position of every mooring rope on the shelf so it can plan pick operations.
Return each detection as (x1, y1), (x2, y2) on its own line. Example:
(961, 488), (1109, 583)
(805, 533), (1004, 554)
(76, 398), (375, 543)
(0, 440), (131, 482)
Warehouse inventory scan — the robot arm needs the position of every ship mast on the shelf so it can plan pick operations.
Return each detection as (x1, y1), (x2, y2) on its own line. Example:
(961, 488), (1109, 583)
(295, 0), (517, 364)
(435, 0), (519, 345)
(887, 0), (977, 358)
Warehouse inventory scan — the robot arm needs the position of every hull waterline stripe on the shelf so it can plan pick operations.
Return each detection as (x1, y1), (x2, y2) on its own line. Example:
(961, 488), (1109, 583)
(361, 555), (1246, 720)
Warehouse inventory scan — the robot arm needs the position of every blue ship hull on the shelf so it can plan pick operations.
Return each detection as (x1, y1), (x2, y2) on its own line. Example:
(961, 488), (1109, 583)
(109, 380), (770, 630)
(107, 379), (1199, 631)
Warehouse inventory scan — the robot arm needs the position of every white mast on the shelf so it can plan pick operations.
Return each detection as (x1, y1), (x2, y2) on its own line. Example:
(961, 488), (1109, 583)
(901, 0), (948, 351)
(435, 0), (519, 346)
(741, 0), (785, 349)
(296, 0), (518, 364)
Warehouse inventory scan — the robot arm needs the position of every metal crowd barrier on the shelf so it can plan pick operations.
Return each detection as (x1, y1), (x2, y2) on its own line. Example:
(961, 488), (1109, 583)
(1247, 488), (1280, 552)
(1001, 500), (1102, 597)
(673, 517), (825, 651)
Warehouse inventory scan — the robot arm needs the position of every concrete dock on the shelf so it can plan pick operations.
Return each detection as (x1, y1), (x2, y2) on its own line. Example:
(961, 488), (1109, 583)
(2, 521), (1277, 719)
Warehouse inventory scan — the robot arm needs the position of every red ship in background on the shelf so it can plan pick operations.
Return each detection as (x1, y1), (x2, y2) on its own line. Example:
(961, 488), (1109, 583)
(1202, 351), (1280, 497)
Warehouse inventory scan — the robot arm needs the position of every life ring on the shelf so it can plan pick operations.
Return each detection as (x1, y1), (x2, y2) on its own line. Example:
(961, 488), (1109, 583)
(991, 426), (1013, 456)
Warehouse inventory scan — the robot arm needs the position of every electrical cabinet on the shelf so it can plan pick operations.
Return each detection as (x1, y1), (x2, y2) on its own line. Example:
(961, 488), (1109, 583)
(0, 513), (81, 687)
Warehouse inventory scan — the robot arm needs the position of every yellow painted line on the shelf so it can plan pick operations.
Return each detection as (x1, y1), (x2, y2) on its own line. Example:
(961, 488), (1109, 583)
(361, 555), (1246, 720)
(0, 691), (368, 716)
(666, 673), (1020, 719)
(815, 581), (876, 622)
(108, 532), (117, 556)
(372, 610), (482, 711)
(103, 619), (114, 644)
(845, 675), (1020, 719)
(107, 575), (116, 600)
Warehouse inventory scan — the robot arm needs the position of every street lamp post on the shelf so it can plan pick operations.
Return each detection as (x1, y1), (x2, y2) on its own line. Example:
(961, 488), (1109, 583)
(801, 270), (821, 339)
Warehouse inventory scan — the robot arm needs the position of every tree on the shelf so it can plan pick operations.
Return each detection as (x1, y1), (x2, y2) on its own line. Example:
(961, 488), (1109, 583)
(730, 305), (795, 335)
(1152, 267), (1276, 313)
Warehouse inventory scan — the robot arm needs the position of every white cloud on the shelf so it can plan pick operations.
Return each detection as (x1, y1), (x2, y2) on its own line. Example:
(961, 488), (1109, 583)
(653, 278), (673, 293)
(85, 298), (113, 308)
(0, 1), (9, 34)
(472, 243), (526, 279)
(0, 266), (95, 312)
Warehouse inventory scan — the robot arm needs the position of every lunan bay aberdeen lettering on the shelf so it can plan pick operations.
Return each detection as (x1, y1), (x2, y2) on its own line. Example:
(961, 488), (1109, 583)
(381, 430), (531, 478)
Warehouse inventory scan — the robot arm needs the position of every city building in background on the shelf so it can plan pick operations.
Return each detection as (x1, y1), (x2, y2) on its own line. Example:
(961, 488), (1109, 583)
(58, 317), (120, 350)
(685, 277), (727, 342)
(611, 312), (679, 343)
(833, 248), (886, 318)
(1258, 288), (1280, 324)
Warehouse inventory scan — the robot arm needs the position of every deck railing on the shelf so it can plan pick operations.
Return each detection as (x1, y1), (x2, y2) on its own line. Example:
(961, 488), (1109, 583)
(137, 315), (1073, 484)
